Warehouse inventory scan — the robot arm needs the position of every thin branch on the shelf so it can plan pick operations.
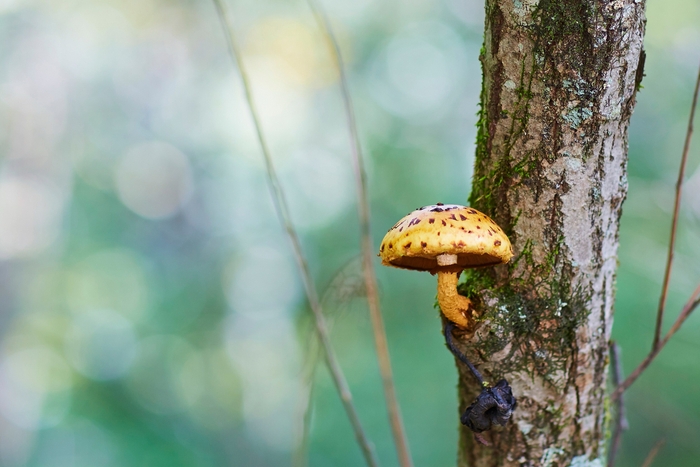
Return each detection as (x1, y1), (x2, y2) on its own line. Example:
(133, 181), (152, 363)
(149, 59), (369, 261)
(294, 258), (366, 467)
(641, 439), (666, 467)
(612, 283), (700, 401)
(307, 2), (414, 467)
(607, 342), (628, 467)
(614, 62), (700, 401)
(293, 345), (318, 467)
(652, 62), (700, 350)
(211, 2), (379, 465)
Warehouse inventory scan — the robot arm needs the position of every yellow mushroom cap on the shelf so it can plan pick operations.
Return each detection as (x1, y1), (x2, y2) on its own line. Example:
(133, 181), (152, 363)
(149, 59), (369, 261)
(378, 204), (513, 271)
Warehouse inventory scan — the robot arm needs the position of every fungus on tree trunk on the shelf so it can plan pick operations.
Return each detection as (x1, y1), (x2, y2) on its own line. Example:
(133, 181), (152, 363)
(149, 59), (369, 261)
(379, 203), (513, 330)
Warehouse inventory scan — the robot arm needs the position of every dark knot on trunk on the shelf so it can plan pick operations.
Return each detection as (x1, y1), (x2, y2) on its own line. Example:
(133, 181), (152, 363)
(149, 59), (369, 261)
(444, 320), (517, 433)
(460, 379), (517, 433)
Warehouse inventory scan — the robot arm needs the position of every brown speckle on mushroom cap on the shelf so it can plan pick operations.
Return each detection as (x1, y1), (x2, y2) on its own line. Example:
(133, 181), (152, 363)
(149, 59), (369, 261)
(378, 204), (513, 271)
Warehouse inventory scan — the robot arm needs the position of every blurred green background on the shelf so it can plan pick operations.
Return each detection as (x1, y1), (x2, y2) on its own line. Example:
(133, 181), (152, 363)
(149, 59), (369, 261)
(0, 0), (698, 466)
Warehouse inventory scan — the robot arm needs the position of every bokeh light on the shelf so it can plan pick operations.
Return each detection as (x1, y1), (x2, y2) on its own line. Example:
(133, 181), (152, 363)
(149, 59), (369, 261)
(0, 175), (65, 259)
(65, 308), (137, 381)
(0, 346), (72, 430)
(115, 141), (193, 219)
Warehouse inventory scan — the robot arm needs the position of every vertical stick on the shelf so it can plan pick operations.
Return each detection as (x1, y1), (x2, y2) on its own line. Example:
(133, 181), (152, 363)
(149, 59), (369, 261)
(308, 2), (414, 467)
(607, 342), (628, 467)
(640, 439), (665, 467)
(212, 1), (379, 465)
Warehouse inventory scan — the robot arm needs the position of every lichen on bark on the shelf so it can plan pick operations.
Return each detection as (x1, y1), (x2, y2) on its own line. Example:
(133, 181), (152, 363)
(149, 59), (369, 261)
(454, 0), (647, 465)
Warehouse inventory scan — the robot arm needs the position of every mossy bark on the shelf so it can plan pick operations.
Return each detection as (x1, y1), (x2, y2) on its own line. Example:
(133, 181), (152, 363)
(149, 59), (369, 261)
(455, 0), (647, 465)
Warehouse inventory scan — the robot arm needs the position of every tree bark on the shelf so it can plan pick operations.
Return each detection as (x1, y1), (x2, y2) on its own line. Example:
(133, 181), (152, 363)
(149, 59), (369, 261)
(454, 0), (647, 465)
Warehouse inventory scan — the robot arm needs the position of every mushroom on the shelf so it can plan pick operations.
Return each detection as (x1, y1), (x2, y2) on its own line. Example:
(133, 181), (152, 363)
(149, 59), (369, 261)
(378, 203), (513, 329)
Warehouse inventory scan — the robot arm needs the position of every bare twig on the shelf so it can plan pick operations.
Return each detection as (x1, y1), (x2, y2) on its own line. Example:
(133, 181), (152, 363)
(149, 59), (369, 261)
(614, 63), (700, 401)
(212, 2), (379, 465)
(292, 337), (319, 467)
(293, 347), (317, 467)
(653, 62), (700, 350)
(612, 283), (700, 401)
(641, 438), (666, 467)
(294, 259), (366, 467)
(607, 342), (628, 467)
(308, 2), (414, 467)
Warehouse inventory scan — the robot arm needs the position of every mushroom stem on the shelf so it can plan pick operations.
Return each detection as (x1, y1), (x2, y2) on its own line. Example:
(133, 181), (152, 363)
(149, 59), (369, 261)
(436, 269), (473, 329)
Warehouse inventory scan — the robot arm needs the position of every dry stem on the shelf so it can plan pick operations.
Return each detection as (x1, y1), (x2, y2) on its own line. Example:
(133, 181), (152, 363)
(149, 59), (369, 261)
(212, 1), (379, 465)
(640, 439), (666, 467)
(607, 342), (628, 467)
(614, 62), (700, 402)
(652, 62), (700, 349)
(308, 2), (413, 466)
(612, 283), (700, 401)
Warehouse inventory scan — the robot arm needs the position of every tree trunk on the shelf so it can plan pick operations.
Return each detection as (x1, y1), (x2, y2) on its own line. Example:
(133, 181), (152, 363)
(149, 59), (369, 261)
(454, 0), (647, 465)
